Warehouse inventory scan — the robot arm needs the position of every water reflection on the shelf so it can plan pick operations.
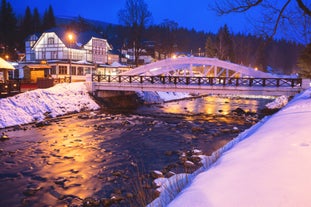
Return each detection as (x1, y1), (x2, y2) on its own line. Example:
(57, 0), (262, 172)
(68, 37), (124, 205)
(0, 96), (274, 206)
(160, 96), (273, 115)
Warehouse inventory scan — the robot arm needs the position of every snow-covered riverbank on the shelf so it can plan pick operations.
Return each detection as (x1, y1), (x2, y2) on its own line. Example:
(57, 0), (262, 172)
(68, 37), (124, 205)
(0, 82), (191, 129)
(0, 83), (99, 128)
(148, 88), (311, 207)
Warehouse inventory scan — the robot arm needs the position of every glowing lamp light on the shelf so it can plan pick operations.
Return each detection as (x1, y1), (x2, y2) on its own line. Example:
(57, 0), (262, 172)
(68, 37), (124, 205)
(67, 32), (75, 83)
(68, 33), (74, 42)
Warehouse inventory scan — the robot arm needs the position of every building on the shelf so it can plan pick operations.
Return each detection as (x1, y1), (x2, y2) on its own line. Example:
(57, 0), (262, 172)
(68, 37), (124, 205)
(0, 57), (15, 82)
(23, 28), (114, 82)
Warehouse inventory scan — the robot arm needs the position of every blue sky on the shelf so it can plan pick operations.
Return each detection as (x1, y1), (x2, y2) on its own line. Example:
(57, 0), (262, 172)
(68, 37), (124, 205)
(8, 0), (251, 34)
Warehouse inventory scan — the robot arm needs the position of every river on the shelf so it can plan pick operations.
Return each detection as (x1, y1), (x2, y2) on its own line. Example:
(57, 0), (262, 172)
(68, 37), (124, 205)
(0, 95), (273, 207)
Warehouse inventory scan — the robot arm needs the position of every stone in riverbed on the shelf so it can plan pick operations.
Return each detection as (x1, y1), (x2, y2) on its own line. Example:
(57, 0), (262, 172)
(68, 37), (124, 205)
(23, 186), (42, 197)
(83, 197), (100, 206)
(184, 160), (195, 168)
(151, 170), (164, 179)
(0, 132), (9, 140)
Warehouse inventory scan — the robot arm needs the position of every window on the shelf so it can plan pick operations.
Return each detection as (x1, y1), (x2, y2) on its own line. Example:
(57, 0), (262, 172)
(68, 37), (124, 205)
(48, 37), (54, 45)
(59, 66), (67, 75)
(51, 66), (56, 74)
(71, 66), (76, 75)
(85, 67), (91, 74)
(51, 51), (57, 59)
(42, 51), (46, 59)
(77, 67), (84, 75)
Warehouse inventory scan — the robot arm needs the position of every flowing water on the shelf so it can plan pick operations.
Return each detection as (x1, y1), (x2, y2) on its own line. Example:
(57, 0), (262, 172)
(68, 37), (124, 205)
(0, 96), (273, 207)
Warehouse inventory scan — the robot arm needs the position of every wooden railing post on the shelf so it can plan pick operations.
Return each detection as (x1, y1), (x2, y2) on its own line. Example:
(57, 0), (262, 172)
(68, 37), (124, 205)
(249, 78), (253, 87)
(236, 78), (239, 87)
(291, 79), (295, 88)
(276, 79), (280, 87)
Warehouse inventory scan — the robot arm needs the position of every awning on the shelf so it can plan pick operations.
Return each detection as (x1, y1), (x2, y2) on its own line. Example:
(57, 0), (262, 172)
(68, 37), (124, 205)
(23, 64), (51, 69)
(0, 57), (15, 70)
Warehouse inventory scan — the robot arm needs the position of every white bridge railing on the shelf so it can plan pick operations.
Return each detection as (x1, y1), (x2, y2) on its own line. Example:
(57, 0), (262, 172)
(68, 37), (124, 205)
(89, 74), (308, 96)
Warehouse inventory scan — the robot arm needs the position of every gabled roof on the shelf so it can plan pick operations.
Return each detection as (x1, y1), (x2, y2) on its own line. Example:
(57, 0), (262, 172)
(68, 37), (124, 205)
(0, 57), (15, 70)
(45, 27), (104, 49)
(24, 33), (41, 42)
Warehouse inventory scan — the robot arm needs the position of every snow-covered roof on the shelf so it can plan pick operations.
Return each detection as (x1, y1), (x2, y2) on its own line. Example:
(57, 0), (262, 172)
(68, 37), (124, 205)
(0, 57), (15, 70)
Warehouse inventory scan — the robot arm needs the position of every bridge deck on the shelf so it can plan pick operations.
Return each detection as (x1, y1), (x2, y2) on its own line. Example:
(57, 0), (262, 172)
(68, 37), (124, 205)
(90, 75), (305, 96)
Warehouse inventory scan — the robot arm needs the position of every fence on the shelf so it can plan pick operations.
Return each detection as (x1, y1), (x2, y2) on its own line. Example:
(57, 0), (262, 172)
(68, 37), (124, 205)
(92, 75), (302, 88)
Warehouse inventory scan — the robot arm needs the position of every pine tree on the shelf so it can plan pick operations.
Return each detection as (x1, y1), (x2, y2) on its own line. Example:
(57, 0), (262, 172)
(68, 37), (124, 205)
(216, 25), (234, 62)
(42, 5), (55, 31)
(297, 43), (311, 78)
(205, 36), (217, 58)
(32, 8), (41, 33)
(0, 0), (17, 59)
(20, 6), (33, 40)
(255, 38), (268, 72)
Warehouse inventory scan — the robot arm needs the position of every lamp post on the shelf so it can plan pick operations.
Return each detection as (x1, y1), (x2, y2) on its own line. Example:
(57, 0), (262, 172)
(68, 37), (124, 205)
(68, 33), (73, 83)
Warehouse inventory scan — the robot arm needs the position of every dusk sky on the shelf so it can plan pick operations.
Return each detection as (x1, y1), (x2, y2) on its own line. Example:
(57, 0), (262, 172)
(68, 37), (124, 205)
(8, 0), (251, 34)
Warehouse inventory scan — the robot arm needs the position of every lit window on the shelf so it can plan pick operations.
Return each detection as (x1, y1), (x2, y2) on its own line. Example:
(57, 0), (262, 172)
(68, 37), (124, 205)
(51, 51), (57, 59)
(48, 37), (54, 45)
(42, 51), (46, 59)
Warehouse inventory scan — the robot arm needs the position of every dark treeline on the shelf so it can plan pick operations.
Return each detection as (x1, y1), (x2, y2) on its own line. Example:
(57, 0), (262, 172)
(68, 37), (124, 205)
(0, 0), (304, 75)
(0, 0), (55, 60)
(103, 22), (302, 75)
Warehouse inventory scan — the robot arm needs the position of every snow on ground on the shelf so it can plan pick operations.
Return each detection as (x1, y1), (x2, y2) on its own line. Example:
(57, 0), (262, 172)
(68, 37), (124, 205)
(148, 89), (311, 207)
(0, 83), (190, 129)
(0, 82), (100, 128)
(265, 95), (288, 109)
(3, 82), (309, 206)
(136, 91), (191, 103)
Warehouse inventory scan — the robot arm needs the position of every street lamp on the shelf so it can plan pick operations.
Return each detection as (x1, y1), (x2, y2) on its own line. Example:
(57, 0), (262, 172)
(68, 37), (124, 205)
(67, 33), (74, 82)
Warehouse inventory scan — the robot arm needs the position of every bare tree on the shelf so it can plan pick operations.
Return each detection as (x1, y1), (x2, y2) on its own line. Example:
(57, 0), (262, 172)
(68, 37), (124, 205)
(118, 0), (152, 66)
(212, 0), (311, 42)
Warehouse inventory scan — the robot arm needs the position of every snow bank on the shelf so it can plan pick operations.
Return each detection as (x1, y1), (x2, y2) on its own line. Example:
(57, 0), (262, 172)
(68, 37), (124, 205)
(265, 95), (288, 109)
(0, 82), (100, 128)
(136, 91), (191, 103)
(156, 88), (311, 207)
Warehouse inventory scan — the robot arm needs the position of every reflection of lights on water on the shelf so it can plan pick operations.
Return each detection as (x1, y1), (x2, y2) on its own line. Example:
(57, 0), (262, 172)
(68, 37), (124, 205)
(160, 96), (272, 115)
(36, 123), (105, 198)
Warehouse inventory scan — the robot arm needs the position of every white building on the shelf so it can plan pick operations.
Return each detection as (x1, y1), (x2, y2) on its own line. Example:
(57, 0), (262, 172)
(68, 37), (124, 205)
(23, 28), (114, 82)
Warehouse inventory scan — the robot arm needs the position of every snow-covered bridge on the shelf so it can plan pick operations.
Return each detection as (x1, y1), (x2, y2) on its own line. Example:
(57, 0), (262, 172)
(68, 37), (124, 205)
(89, 57), (309, 96)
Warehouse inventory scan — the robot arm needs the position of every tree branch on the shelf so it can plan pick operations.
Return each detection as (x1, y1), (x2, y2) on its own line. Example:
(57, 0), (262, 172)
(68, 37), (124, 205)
(296, 0), (311, 16)
(215, 0), (263, 15)
(271, 0), (291, 37)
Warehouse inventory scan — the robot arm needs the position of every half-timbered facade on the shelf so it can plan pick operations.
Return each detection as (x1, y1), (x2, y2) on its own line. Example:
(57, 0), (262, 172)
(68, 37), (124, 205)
(24, 28), (113, 82)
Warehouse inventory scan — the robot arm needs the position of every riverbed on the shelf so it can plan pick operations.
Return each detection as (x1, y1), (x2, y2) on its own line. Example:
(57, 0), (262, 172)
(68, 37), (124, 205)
(0, 96), (273, 207)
